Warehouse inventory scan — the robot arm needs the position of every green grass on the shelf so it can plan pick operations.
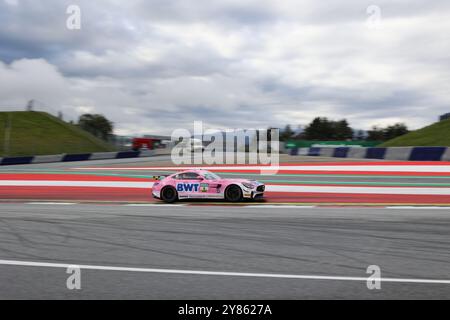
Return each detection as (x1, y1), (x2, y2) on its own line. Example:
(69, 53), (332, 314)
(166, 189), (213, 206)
(380, 119), (450, 147)
(0, 111), (116, 157)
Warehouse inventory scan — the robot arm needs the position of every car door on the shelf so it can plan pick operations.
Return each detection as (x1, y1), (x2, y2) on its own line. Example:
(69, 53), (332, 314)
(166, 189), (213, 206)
(197, 174), (223, 198)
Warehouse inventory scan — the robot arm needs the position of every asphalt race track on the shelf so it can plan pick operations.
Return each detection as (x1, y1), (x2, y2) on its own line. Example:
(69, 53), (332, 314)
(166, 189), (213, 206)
(1, 203), (450, 299)
(0, 155), (449, 299)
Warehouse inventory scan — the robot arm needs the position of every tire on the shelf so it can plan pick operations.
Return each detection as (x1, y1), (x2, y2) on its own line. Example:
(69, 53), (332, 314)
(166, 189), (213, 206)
(225, 185), (243, 202)
(160, 186), (178, 203)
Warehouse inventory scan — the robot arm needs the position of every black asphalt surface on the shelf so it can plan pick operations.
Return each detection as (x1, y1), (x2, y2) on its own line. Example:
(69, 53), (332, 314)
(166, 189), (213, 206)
(0, 203), (449, 299)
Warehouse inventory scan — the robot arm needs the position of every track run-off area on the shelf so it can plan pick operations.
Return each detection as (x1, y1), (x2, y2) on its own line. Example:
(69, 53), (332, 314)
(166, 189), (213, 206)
(0, 156), (450, 207)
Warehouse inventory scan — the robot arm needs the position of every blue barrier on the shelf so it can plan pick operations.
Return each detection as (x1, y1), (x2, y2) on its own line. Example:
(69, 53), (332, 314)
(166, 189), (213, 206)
(409, 147), (446, 161)
(62, 154), (92, 162)
(116, 151), (141, 159)
(1, 157), (34, 165)
(1, 146), (449, 166)
(333, 147), (349, 158)
(308, 147), (321, 156)
(0, 149), (160, 166)
(365, 148), (387, 159)
(286, 146), (450, 161)
(289, 148), (299, 156)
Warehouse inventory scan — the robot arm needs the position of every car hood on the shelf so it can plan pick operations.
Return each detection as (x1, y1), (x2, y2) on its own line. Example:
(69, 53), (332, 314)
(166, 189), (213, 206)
(217, 178), (263, 185)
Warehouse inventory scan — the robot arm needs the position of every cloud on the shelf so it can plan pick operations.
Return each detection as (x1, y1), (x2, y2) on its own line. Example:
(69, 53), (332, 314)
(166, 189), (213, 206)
(0, 59), (69, 109)
(1, 0), (450, 135)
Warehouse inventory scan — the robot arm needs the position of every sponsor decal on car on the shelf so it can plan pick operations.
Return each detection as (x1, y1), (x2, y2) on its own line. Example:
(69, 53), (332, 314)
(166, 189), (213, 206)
(200, 183), (209, 192)
(176, 183), (200, 192)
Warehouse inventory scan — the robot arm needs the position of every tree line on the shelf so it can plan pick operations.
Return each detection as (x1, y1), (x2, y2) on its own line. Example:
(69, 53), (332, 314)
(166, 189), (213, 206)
(74, 113), (410, 144)
(280, 117), (409, 142)
(76, 114), (114, 141)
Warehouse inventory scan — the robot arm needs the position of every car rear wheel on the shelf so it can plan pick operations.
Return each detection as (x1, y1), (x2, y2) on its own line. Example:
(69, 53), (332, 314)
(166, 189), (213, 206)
(161, 186), (178, 203)
(225, 185), (243, 202)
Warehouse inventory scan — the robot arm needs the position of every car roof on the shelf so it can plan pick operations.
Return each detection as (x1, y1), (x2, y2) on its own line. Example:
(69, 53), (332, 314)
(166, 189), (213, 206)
(173, 169), (209, 175)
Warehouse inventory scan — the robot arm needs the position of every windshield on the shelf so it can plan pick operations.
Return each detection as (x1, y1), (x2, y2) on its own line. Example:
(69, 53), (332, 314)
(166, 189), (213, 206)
(202, 171), (221, 180)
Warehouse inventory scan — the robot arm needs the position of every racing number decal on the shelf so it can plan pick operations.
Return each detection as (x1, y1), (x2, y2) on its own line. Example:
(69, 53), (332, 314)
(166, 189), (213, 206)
(176, 183), (200, 192)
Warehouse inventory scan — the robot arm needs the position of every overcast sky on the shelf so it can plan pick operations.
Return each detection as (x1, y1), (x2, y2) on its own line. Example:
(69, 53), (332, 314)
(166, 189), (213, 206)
(0, 0), (449, 135)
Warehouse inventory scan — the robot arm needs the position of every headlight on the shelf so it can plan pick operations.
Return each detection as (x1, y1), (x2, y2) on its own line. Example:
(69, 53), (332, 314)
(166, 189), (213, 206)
(242, 182), (255, 189)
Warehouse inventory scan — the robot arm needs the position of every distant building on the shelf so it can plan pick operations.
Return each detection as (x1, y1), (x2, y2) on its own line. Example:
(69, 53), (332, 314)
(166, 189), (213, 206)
(143, 134), (172, 148)
(440, 112), (450, 121)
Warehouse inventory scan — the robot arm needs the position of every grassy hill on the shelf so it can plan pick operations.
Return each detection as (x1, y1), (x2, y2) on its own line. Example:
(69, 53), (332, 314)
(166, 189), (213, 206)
(381, 119), (450, 147)
(0, 111), (116, 157)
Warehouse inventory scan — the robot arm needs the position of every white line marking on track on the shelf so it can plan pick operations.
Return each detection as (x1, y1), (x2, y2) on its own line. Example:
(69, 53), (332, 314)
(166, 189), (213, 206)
(266, 185), (450, 195)
(26, 202), (77, 205)
(2, 180), (450, 195)
(244, 205), (316, 209)
(74, 165), (450, 173)
(0, 180), (154, 188)
(124, 204), (184, 207)
(6, 202), (450, 209)
(386, 206), (450, 210)
(0, 259), (449, 285)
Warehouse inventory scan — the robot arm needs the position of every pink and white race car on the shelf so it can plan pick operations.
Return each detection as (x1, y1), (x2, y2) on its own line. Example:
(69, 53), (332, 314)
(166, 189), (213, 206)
(152, 169), (265, 203)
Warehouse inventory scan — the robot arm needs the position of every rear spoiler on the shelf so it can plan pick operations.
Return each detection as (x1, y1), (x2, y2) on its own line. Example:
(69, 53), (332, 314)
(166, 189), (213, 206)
(152, 175), (167, 181)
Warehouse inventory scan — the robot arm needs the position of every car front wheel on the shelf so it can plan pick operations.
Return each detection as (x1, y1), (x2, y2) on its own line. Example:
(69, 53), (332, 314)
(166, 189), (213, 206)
(161, 186), (178, 203)
(225, 185), (243, 202)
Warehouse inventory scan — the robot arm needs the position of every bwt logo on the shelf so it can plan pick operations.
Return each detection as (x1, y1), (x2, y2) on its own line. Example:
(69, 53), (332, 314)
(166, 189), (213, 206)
(177, 183), (200, 192)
